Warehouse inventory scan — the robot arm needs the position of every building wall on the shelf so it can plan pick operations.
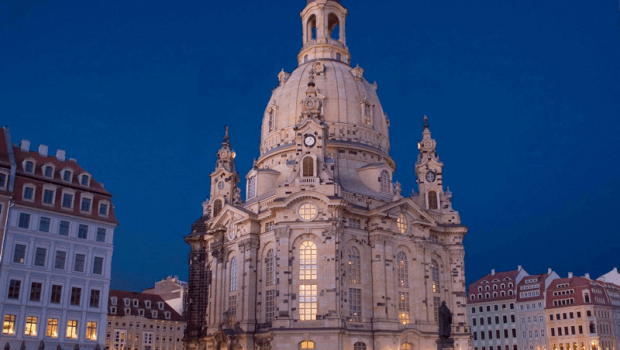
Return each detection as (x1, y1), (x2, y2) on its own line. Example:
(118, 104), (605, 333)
(104, 315), (185, 350)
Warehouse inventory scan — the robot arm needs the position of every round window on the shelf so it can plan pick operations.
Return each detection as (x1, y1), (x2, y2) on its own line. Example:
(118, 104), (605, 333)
(298, 203), (318, 221)
(217, 181), (225, 190)
(397, 213), (408, 234)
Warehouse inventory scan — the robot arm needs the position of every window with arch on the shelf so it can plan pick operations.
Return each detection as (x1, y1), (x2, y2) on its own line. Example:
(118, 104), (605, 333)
(24, 160), (35, 173)
(501, 291), (506, 297)
(501, 283), (505, 289)
(470, 294), (475, 300)
(247, 176), (257, 199)
(508, 282), (514, 288)
(397, 213), (408, 234)
(431, 259), (440, 293)
(354, 342), (366, 350)
(62, 169), (72, 182)
(478, 293), (482, 299)
(493, 285), (498, 290)
(43, 165), (54, 178)
(302, 156), (314, 177)
(300, 341), (315, 350)
(265, 249), (275, 286)
(300, 241), (317, 280)
(486, 293), (490, 298)
(306, 14), (317, 41)
(428, 190), (438, 210)
(508, 290), (513, 296)
(396, 252), (409, 288)
(493, 292), (498, 297)
(213, 199), (222, 217)
(327, 13), (340, 40)
(380, 170), (391, 193)
(336, 53), (341, 61)
(478, 286), (482, 292)
(402, 343), (412, 350)
(229, 257), (238, 292)
(268, 108), (275, 132)
(485, 285), (490, 291)
(348, 247), (361, 284)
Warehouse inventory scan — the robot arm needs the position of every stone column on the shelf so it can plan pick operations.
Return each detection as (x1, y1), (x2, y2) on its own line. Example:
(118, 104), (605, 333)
(238, 236), (259, 332)
(273, 226), (291, 327)
(370, 232), (389, 323)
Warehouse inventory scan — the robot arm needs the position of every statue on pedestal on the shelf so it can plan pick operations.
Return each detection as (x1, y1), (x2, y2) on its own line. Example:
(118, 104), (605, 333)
(438, 301), (453, 339)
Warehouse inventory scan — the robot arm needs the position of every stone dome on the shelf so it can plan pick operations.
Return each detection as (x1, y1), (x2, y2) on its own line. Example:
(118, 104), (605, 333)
(260, 59), (390, 157)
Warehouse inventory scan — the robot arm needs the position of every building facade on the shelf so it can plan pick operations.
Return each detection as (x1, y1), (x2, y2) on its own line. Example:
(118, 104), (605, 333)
(0, 128), (117, 350)
(184, 1), (471, 350)
(105, 290), (185, 350)
(143, 276), (188, 317)
(516, 271), (559, 350)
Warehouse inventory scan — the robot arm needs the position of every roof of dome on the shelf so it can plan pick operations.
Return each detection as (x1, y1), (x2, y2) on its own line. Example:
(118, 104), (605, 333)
(261, 60), (390, 155)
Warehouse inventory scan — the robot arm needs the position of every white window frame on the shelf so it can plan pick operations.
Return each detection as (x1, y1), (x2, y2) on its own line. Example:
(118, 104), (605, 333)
(61, 168), (73, 183)
(41, 184), (57, 206)
(98, 200), (110, 217)
(80, 193), (94, 213)
(0, 170), (9, 190)
(61, 189), (76, 210)
(42, 163), (56, 178)
(23, 158), (36, 174)
(22, 183), (36, 202)
(78, 173), (91, 187)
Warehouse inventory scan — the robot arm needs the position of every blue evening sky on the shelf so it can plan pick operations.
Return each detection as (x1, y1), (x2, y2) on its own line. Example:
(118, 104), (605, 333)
(2, 0), (619, 291)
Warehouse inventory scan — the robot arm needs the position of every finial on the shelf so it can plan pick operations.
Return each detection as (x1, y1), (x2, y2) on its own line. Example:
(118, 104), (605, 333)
(423, 115), (429, 129)
(253, 158), (257, 168)
(222, 125), (231, 147)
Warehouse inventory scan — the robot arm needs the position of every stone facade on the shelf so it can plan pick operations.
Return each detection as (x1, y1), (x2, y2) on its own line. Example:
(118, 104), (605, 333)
(516, 272), (559, 350)
(184, 1), (470, 350)
(0, 127), (117, 350)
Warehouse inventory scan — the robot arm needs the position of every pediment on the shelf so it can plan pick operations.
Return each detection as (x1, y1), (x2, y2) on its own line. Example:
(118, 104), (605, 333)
(211, 204), (256, 228)
(372, 197), (436, 227)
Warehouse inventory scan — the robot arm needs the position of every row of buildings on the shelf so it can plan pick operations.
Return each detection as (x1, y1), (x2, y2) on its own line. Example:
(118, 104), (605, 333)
(468, 267), (620, 350)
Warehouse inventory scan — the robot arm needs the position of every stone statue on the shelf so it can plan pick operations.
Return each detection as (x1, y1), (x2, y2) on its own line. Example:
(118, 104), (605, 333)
(438, 301), (453, 339)
(232, 187), (242, 205)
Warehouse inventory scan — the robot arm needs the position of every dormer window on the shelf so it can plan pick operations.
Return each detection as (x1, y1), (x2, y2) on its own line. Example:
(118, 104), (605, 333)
(164, 311), (171, 320)
(151, 310), (158, 318)
(158, 301), (164, 310)
(379, 170), (391, 193)
(145, 300), (151, 309)
(138, 309), (145, 316)
(125, 308), (131, 315)
(79, 174), (91, 187)
(62, 169), (73, 182)
(0, 172), (7, 189)
(22, 184), (36, 202)
(81, 197), (92, 212)
(43, 165), (54, 178)
(124, 298), (130, 306)
(99, 202), (110, 217)
(133, 299), (139, 307)
(24, 160), (35, 174)
(110, 297), (118, 305)
(247, 176), (257, 199)
(110, 306), (117, 314)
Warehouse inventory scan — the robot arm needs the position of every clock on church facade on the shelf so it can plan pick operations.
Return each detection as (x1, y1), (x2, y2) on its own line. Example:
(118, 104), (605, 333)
(184, 2), (470, 350)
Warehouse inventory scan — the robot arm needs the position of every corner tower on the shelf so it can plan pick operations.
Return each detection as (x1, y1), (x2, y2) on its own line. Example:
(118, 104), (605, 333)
(185, 2), (470, 350)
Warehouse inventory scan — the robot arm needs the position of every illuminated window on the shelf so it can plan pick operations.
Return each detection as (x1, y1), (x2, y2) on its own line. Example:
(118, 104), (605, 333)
(397, 213), (408, 234)
(380, 170), (391, 193)
(46, 318), (59, 338)
(298, 203), (317, 221)
(354, 342), (367, 350)
(3, 314), (16, 335)
(300, 341), (315, 349)
(299, 241), (317, 280)
(398, 292), (410, 324)
(396, 252), (409, 287)
(428, 190), (438, 210)
(66, 320), (78, 339)
(431, 259), (440, 293)
(402, 343), (413, 350)
(302, 157), (314, 177)
(299, 285), (317, 320)
(213, 199), (222, 217)
(230, 257), (238, 292)
(265, 249), (275, 286)
(24, 316), (38, 336)
(349, 288), (361, 321)
(348, 247), (361, 284)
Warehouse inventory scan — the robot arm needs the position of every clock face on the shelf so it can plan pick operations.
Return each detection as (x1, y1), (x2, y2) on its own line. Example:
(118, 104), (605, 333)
(426, 171), (436, 182)
(304, 135), (316, 147)
(305, 100), (315, 109)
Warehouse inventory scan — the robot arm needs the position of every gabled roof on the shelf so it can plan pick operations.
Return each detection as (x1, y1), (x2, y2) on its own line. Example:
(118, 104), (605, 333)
(108, 290), (184, 322)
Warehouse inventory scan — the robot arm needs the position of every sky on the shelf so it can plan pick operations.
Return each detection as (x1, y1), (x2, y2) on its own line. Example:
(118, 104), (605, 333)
(1, 0), (619, 292)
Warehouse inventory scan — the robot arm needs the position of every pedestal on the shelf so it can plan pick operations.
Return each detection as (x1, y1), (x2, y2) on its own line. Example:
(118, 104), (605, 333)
(436, 338), (455, 350)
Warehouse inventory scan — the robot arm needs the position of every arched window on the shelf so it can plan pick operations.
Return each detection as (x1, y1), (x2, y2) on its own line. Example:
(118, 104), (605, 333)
(380, 170), (391, 193)
(501, 283), (505, 289)
(431, 259), (440, 293)
(486, 293), (490, 298)
(397, 213), (407, 234)
(478, 293), (482, 299)
(306, 14), (317, 41)
(470, 294), (475, 300)
(402, 343), (412, 350)
(348, 247), (361, 284)
(354, 342), (366, 350)
(213, 199), (222, 217)
(302, 156), (314, 177)
(428, 190), (438, 210)
(230, 257), (238, 292)
(486, 285), (490, 291)
(300, 341), (315, 350)
(328, 13), (340, 40)
(336, 53), (341, 61)
(508, 282), (513, 288)
(478, 286), (482, 292)
(265, 249), (275, 286)
(268, 109), (275, 132)
(396, 252), (408, 288)
(300, 241), (317, 280)
(501, 291), (506, 297)
(493, 285), (498, 290)
(584, 293), (590, 303)
(493, 292), (498, 298)
(247, 176), (257, 199)
(508, 290), (513, 296)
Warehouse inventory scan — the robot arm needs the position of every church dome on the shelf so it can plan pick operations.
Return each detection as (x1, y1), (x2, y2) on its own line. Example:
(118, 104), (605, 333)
(260, 60), (390, 157)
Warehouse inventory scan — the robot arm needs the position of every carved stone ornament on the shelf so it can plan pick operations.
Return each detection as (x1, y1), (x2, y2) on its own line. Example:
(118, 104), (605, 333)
(232, 187), (243, 205)
(369, 233), (393, 245)
(274, 226), (291, 240)
(312, 61), (325, 75)
(351, 64), (364, 81)
(278, 69), (290, 86)
(322, 220), (343, 238)
(238, 238), (259, 252)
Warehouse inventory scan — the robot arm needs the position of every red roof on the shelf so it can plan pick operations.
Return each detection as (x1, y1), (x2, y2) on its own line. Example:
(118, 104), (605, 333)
(516, 273), (548, 301)
(468, 270), (520, 304)
(545, 277), (620, 309)
(108, 290), (184, 322)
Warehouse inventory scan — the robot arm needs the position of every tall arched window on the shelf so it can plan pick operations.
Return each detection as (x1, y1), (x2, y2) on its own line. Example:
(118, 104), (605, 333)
(397, 213), (408, 234)
(213, 199), (222, 217)
(402, 343), (412, 350)
(265, 249), (275, 286)
(431, 259), (440, 293)
(230, 257), (238, 292)
(247, 176), (257, 199)
(428, 190), (438, 210)
(268, 109), (275, 132)
(380, 170), (391, 193)
(396, 252), (408, 288)
(302, 156), (314, 177)
(348, 247), (361, 284)
(300, 241), (317, 280)
(328, 13), (340, 40)
(354, 342), (366, 350)
(306, 14), (317, 42)
(300, 341), (315, 350)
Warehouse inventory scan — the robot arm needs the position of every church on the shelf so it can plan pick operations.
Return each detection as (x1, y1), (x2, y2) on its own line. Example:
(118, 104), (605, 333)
(183, 1), (470, 350)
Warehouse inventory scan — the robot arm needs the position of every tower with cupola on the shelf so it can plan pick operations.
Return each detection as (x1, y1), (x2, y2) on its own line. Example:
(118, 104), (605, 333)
(185, 2), (470, 350)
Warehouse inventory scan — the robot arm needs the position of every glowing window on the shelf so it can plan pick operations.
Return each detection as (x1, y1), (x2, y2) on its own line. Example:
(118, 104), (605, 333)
(299, 285), (317, 320)
(428, 190), (438, 210)
(66, 320), (78, 339)
(46, 318), (58, 338)
(302, 157), (314, 177)
(397, 252), (409, 288)
(380, 170), (391, 193)
(24, 316), (37, 336)
(300, 341), (315, 349)
(3, 314), (16, 335)
(348, 247), (361, 284)
(86, 321), (98, 340)
(299, 241), (317, 280)
(349, 288), (361, 321)
(298, 203), (317, 221)
(230, 257), (238, 292)
(431, 259), (440, 293)
(265, 249), (275, 286)
(397, 213), (408, 233)
(398, 292), (410, 324)
(402, 343), (412, 350)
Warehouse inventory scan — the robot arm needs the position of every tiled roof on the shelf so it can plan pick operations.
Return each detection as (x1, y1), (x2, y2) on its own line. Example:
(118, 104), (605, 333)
(108, 290), (184, 322)
(468, 270), (520, 304)
(516, 273), (548, 301)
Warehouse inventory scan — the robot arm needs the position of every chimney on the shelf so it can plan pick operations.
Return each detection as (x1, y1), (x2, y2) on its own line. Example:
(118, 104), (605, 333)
(20, 139), (30, 151)
(69, 158), (77, 162)
(56, 149), (66, 161)
(614, 267), (618, 273)
(38, 144), (48, 157)
(568, 272), (573, 278)
(491, 269), (496, 275)
(548, 268), (552, 274)
(518, 265), (522, 271)
(585, 273), (590, 280)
